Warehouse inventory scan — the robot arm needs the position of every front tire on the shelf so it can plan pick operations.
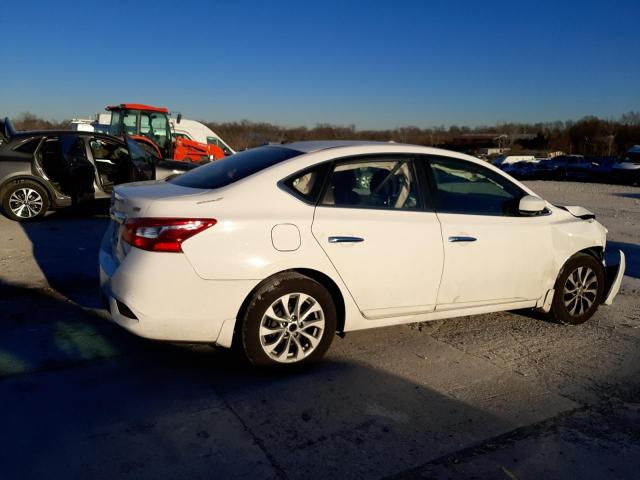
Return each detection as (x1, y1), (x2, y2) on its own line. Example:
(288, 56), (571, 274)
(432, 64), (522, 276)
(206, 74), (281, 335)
(549, 253), (605, 325)
(239, 272), (337, 367)
(1, 180), (49, 222)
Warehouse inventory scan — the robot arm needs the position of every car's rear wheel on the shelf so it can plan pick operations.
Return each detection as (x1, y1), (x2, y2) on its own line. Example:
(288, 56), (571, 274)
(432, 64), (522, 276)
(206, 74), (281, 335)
(1, 180), (49, 222)
(239, 272), (337, 367)
(550, 253), (605, 325)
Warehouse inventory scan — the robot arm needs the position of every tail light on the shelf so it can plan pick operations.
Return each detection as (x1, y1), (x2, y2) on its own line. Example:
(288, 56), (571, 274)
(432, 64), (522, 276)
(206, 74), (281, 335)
(122, 218), (216, 253)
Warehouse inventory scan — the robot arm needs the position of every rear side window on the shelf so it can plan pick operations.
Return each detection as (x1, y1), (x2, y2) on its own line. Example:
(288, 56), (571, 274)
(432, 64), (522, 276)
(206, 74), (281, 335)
(14, 138), (42, 155)
(171, 146), (303, 189)
(281, 164), (330, 204)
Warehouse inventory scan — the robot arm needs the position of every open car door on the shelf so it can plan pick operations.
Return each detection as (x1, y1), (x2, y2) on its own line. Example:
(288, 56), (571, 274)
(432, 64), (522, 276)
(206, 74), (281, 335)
(60, 134), (96, 204)
(125, 135), (156, 182)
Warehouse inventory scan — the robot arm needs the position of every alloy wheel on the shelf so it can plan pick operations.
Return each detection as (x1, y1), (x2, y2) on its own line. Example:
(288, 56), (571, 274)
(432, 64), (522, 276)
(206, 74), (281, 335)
(563, 266), (598, 317)
(259, 293), (325, 363)
(8, 188), (44, 219)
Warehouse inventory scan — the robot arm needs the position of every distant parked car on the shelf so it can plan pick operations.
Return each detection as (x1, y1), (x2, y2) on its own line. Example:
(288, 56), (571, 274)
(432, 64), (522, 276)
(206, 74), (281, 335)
(565, 156), (597, 181)
(585, 157), (617, 183)
(0, 118), (197, 221)
(514, 161), (539, 179)
(534, 158), (564, 179)
(100, 141), (625, 367)
(502, 161), (537, 179)
(500, 161), (522, 176)
(611, 146), (640, 185)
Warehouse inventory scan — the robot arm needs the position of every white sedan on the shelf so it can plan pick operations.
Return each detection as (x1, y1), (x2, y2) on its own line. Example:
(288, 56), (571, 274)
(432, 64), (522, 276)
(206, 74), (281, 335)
(99, 141), (625, 367)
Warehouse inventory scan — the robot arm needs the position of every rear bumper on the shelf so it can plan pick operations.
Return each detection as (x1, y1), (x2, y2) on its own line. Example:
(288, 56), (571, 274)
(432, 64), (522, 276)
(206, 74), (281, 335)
(603, 250), (625, 306)
(99, 227), (259, 344)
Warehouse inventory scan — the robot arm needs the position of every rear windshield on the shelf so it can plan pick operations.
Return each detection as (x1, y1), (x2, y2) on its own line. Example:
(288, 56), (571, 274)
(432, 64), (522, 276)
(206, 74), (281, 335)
(170, 146), (303, 189)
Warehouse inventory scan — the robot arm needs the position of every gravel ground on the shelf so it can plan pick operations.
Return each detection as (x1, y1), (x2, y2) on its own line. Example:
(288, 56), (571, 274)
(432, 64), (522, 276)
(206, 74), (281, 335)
(394, 181), (640, 479)
(0, 181), (638, 479)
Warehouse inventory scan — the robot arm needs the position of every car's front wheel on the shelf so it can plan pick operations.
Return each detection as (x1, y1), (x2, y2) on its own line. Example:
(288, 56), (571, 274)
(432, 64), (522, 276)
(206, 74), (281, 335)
(1, 180), (49, 222)
(239, 272), (337, 367)
(550, 253), (605, 325)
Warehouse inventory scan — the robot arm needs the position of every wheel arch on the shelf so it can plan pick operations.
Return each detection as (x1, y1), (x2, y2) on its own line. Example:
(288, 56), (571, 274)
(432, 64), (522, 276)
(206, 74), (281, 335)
(235, 268), (347, 341)
(293, 268), (346, 334)
(0, 174), (54, 204)
(556, 245), (605, 278)
(578, 245), (604, 262)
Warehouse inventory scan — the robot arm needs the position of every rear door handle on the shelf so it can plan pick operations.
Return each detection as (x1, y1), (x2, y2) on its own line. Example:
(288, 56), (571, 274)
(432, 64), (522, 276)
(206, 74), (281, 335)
(328, 236), (364, 243)
(448, 236), (477, 243)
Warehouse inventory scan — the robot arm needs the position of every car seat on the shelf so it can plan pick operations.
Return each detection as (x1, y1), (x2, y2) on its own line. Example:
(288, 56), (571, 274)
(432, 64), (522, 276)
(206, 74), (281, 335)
(369, 169), (394, 206)
(332, 170), (360, 205)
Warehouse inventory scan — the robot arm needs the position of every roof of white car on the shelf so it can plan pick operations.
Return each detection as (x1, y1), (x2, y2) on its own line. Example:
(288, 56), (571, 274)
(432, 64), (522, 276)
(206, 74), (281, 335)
(283, 140), (404, 153)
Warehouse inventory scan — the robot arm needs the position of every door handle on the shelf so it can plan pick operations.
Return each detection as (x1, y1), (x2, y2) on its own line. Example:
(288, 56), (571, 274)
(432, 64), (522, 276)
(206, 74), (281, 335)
(448, 236), (477, 243)
(328, 236), (364, 243)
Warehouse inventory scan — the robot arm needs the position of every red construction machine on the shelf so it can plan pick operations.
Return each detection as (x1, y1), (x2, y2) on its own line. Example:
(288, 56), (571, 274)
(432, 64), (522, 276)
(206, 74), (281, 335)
(106, 104), (225, 162)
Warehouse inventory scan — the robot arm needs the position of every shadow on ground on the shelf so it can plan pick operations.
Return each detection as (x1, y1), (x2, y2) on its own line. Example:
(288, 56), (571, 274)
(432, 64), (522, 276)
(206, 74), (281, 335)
(607, 241), (640, 279)
(4, 197), (639, 479)
(20, 200), (110, 307)
(0, 280), (515, 480)
(615, 192), (640, 200)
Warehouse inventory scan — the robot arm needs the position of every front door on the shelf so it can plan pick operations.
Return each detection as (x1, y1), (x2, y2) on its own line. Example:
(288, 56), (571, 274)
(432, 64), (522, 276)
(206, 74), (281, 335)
(426, 156), (552, 309)
(311, 155), (444, 319)
(124, 136), (156, 182)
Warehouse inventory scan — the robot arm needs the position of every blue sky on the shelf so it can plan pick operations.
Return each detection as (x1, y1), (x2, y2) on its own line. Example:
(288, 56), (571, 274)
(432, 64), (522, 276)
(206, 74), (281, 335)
(1, 0), (638, 128)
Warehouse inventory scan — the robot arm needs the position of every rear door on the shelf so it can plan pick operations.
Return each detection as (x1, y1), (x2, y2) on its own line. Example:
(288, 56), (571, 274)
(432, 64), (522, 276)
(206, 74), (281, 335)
(60, 134), (95, 203)
(311, 155), (444, 319)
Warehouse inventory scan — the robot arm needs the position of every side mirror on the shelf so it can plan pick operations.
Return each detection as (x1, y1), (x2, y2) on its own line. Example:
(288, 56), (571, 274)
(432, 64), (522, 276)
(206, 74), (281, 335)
(176, 113), (182, 124)
(519, 195), (546, 214)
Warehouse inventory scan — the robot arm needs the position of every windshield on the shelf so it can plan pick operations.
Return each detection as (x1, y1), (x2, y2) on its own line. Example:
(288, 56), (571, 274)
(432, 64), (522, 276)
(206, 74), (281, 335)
(207, 136), (234, 155)
(170, 146), (303, 189)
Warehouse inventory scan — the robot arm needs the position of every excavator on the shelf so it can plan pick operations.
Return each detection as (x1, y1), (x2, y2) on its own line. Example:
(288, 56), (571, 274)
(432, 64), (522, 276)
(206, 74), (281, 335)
(106, 104), (225, 163)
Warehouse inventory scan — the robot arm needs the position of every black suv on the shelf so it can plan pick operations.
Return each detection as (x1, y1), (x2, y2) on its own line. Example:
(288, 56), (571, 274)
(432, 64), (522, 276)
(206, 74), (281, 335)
(0, 118), (196, 221)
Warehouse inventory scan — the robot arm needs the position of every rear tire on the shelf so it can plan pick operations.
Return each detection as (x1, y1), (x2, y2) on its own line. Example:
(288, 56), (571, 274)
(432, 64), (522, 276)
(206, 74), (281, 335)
(239, 272), (337, 367)
(549, 253), (605, 325)
(1, 180), (49, 222)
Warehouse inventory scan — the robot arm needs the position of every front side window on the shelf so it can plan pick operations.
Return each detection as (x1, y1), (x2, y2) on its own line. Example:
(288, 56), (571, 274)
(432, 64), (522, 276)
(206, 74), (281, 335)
(429, 157), (524, 216)
(321, 157), (420, 210)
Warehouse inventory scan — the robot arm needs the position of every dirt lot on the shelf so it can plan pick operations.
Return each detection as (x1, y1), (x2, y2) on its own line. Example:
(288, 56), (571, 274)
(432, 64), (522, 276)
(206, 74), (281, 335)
(0, 181), (638, 480)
